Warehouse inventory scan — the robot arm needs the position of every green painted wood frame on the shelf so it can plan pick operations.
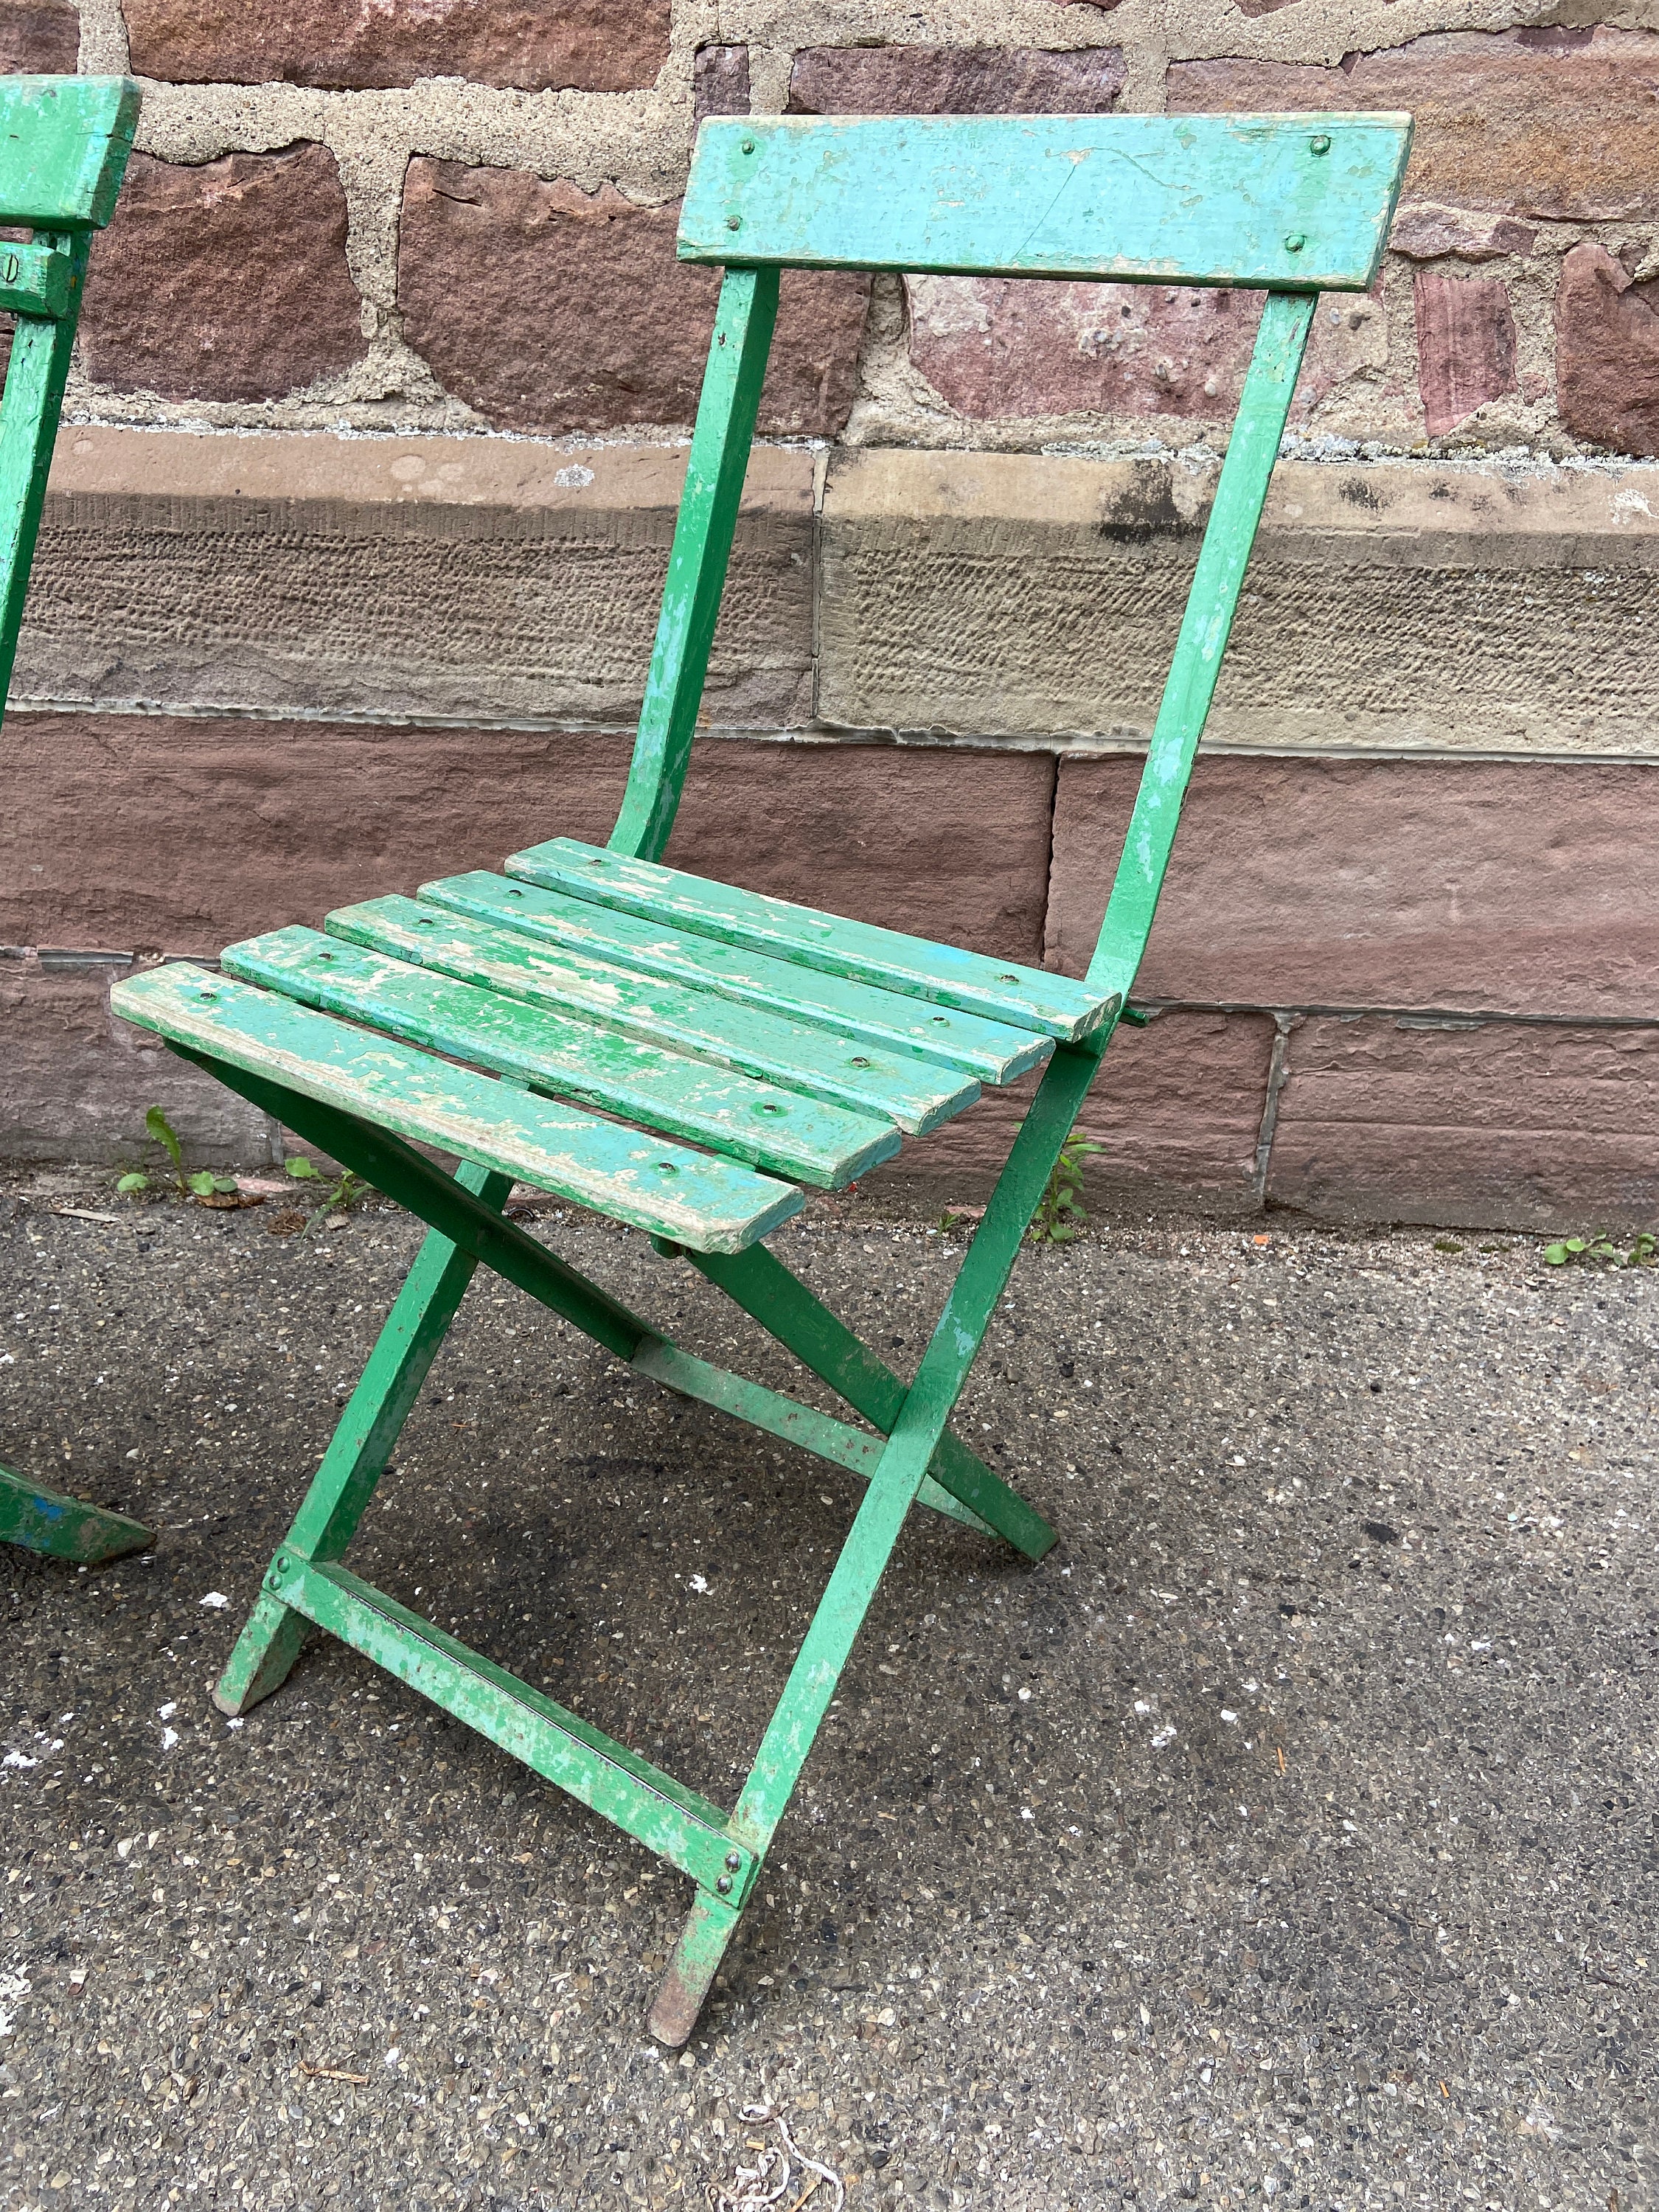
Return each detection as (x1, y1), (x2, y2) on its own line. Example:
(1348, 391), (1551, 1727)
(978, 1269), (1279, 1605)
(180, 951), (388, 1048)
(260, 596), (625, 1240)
(0, 76), (149, 1564)
(198, 110), (1411, 2044)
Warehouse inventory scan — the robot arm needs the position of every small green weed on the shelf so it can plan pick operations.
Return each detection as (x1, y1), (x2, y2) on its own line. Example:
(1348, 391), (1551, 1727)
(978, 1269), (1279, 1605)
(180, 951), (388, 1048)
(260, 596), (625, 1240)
(1543, 1228), (1658, 1270)
(300, 1165), (369, 1234)
(116, 1106), (237, 1200)
(1029, 1127), (1105, 1244)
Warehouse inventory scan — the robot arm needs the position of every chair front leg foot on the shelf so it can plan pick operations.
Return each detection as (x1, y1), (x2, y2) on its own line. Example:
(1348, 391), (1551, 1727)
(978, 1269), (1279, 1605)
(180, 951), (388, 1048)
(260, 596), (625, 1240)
(212, 1590), (310, 1715)
(646, 1888), (744, 2049)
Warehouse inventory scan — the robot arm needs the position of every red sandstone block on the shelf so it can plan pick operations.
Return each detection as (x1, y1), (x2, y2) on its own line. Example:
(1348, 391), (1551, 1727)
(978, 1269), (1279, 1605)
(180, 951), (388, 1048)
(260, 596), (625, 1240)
(1556, 245), (1659, 462)
(905, 274), (1382, 425)
(397, 162), (869, 437)
(1169, 27), (1659, 224)
(1, 717), (1054, 970)
(786, 44), (1124, 115)
(80, 145), (366, 403)
(1413, 275), (1517, 438)
(906, 1011), (1272, 1208)
(1267, 1015), (1659, 1229)
(1046, 755), (1659, 1020)
(0, 0), (77, 72)
(694, 44), (750, 122)
(1, 964), (274, 1166)
(121, 0), (669, 93)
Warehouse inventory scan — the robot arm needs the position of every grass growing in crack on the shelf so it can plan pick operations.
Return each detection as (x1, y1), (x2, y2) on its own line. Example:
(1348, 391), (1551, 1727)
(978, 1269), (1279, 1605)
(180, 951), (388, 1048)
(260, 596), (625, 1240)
(1029, 1127), (1105, 1244)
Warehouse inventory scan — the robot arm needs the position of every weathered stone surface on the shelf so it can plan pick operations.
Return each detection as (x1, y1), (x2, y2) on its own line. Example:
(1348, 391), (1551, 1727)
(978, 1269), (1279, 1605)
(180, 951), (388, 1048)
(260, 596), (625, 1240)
(120, 0), (669, 92)
(79, 146), (367, 403)
(1046, 755), (1659, 1019)
(397, 162), (870, 437)
(21, 428), (815, 731)
(1413, 276), (1516, 438)
(1557, 245), (1659, 463)
(1, 964), (274, 1167)
(1169, 27), (1659, 223)
(818, 447), (1659, 757)
(0, 0), (77, 72)
(1389, 206), (1535, 262)
(906, 273), (1380, 425)
(1267, 1016), (1659, 1229)
(3, 715), (1054, 972)
(786, 43), (1124, 115)
(899, 1012), (1272, 1210)
(694, 43), (750, 121)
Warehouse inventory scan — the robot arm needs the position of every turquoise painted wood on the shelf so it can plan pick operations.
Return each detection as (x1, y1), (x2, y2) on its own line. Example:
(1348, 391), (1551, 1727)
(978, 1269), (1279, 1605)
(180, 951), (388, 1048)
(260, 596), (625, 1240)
(324, 894), (982, 1135)
(0, 1462), (151, 1562)
(110, 106), (1413, 2058)
(110, 963), (804, 1253)
(507, 838), (1116, 1041)
(680, 114), (1411, 291)
(222, 925), (900, 1189)
(421, 869), (1054, 1087)
(0, 240), (74, 320)
(0, 76), (140, 229)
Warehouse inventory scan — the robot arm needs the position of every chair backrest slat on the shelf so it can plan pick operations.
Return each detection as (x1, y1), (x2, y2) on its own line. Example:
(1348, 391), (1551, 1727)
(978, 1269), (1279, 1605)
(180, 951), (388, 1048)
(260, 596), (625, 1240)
(679, 114), (1411, 292)
(0, 74), (141, 231)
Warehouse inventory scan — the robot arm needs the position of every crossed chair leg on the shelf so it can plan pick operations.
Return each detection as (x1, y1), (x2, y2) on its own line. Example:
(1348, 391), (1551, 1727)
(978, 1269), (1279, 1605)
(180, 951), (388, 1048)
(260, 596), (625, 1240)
(192, 1039), (1102, 2044)
(0, 1461), (152, 1562)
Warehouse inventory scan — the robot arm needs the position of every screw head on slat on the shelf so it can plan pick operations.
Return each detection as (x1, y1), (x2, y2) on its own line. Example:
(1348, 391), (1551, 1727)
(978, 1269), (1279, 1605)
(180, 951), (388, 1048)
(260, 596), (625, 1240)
(1309, 133), (1331, 156)
(1284, 234), (1307, 254)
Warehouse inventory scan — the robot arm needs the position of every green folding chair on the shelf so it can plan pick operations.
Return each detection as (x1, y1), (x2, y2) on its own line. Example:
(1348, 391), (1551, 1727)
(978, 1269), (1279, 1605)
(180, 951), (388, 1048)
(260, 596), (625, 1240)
(111, 109), (1410, 2041)
(0, 74), (150, 1566)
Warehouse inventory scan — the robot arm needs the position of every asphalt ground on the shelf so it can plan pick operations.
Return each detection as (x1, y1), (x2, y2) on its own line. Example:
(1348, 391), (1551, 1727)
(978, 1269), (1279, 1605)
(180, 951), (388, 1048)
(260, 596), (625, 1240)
(0, 1169), (1653, 2211)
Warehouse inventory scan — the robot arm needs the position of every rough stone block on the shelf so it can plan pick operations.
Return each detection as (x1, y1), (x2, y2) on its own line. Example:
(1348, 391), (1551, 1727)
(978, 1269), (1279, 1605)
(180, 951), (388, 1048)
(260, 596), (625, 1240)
(1389, 207), (1535, 262)
(1267, 1016), (1659, 1230)
(785, 44), (1124, 115)
(80, 146), (367, 404)
(397, 162), (870, 437)
(817, 448), (1659, 757)
(2, 715), (1054, 973)
(1413, 275), (1517, 439)
(1556, 244), (1659, 462)
(906, 273), (1381, 425)
(895, 1012), (1272, 1211)
(120, 0), (669, 92)
(1169, 27), (1659, 224)
(694, 44), (750, 121)
(1, 962), (274, 1167)
(1046, 754), (1659, 1020)
(0, 0), (77, 72)
(21, 428), (815, 731)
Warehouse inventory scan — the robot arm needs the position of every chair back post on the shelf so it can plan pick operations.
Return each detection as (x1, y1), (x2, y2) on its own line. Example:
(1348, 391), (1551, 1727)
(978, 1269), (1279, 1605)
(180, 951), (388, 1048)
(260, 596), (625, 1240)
(0, 75), (141, 709)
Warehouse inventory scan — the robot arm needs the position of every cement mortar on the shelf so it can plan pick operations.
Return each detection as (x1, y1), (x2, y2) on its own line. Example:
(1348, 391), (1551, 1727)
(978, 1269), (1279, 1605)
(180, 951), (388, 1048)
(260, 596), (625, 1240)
(52, 0), (1659, 458)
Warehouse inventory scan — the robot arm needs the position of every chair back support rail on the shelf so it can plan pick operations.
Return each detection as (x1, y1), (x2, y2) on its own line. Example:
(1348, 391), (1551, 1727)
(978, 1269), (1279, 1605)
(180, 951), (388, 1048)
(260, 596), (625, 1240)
(0, 74), (150, 1564)
(611, 110), (1412, 1020)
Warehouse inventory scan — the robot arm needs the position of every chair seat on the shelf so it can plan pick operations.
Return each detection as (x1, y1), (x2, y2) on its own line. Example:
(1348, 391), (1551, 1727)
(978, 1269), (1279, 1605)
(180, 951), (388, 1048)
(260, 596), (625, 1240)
(110, 852), (1109, 1256)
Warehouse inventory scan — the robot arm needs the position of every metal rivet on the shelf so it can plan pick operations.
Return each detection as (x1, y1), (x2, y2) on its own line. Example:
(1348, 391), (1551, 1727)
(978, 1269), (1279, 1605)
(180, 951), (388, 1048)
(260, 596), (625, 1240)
(1284, 233), (1307, 254)
(725, 1850), (742, 1870)
(726, 215), (741, 231)
(741, 139), (756, 154)
(1309, 133), (1331, 156)
(716, 1875), (733, 1895)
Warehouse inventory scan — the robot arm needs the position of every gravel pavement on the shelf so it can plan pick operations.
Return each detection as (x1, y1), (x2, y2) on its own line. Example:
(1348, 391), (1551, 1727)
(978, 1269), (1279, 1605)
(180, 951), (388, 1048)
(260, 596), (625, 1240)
(1, 1169), (1653, 2211)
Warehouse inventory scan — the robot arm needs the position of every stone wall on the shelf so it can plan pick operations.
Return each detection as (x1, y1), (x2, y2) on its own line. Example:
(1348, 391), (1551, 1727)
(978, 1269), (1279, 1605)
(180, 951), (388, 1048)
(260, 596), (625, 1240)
(4, 0), (1659, 1228)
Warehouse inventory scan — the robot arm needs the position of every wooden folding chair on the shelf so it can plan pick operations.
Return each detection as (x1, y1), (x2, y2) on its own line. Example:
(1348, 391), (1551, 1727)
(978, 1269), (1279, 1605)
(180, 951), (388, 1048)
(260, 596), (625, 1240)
(111, 110), (1409, 2040)
(0, 74), (150, 1565)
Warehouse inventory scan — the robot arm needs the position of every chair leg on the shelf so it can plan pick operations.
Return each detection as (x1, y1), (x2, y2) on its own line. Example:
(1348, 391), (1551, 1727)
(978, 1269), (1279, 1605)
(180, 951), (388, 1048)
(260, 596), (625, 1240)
(0, 1461), (152, 1563)
(215, 1161), (513, 1716)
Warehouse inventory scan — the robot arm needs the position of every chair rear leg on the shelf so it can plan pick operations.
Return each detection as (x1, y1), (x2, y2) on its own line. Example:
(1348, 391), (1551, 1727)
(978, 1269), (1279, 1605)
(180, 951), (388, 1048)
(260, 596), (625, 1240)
(215, 1162), (513, 1715)
(0, 1461), (152, 1562)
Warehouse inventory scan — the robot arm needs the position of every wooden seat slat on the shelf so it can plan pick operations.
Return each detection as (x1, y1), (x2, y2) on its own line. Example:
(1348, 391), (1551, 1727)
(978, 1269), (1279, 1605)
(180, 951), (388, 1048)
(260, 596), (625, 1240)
(223, 925), (900, 1190)
(505, 838), (1116, 1043)
(324, 894), (983, 1138)
(421, 869), (1053, 1087)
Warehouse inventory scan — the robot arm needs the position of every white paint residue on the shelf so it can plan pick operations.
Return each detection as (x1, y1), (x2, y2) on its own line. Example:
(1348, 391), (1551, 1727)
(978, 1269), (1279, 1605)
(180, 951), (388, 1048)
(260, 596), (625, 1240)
(0, 1968), (29, 2037)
